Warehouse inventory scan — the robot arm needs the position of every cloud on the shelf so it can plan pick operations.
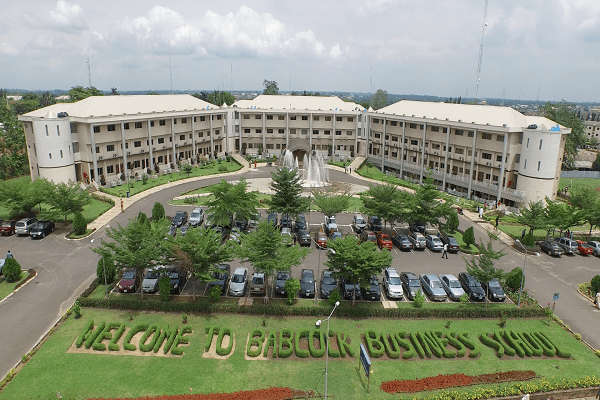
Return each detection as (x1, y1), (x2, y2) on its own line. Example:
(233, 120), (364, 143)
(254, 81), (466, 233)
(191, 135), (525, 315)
(356, 0), (400, 15)
(22, 0), (88, 33)
(0, 42), (18, 56)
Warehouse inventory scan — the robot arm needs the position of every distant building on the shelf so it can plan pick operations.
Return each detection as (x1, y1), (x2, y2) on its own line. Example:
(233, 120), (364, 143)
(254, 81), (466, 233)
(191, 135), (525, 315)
(583, 120), (600, 142)
(55, 95), (70, 101)
(7, 95), (22, 101)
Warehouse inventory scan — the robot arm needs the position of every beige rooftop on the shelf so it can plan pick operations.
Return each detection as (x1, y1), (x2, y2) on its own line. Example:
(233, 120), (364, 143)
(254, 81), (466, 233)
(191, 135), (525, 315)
(234, 95), (363, 112)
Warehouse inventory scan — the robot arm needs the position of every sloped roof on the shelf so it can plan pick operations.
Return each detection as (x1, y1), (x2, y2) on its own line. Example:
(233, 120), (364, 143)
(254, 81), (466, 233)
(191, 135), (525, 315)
(234, 95), (363, 112)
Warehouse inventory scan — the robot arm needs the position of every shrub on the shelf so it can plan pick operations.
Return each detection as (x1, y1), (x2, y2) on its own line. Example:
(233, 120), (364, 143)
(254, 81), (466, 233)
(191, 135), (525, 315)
(445, 211), (459, 233)
(459, 293), (469, 303)
(308, 330), (325, 358)
(505, 267), (524, 292)
(123, 323), (149, 351)
(413, 290), (425, 308)
(591, 275), (600, 295)
(209, 285), (221, 303)
(522, 232), (535, 247)
(364, 330), (385, 358)
(2, 258), (22, 282)
(73, 211), (87, 236)
(463, 226), (475, 249)
(158, 276), (170, 302)
(72, 300), (81, 319)
(216, 327), (233, 356)
(328, 288), (341, 307)
(246, 329), (265, 357)
(142, 174), (148, 185)
(152, 202), (165, 221)
(139, 325), (159, 352)
(96, 255), (116, 284)
(278, 329), (294, 358)
(284, 278), (301, 305)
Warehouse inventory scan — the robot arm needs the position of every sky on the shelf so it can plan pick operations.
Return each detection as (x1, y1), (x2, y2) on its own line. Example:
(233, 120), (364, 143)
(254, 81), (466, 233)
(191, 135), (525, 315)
(1, 0), (599, 102)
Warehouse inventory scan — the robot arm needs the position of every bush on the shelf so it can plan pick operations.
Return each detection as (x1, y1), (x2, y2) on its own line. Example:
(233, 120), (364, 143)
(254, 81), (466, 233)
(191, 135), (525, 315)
(328, 288), (341, 307)
(73, 211), (87, 236)
(209, 285), (221, 303)
(505, 267), (524, 292)
(158, 276), (171, 302)
(284, 278), (301, 305)
(96, 256), (116, 284)
(463, 226), (475, 249)
(413, 290), (425, 308)
(152, 202), (165, 221)
(459, 293), (469, 303)
(522, 232), (535, 247)
(591, 275), (600, 295)
(72, 300), (81, 319)
(445, 211), (459, 233)
(2, 258), (22, 282)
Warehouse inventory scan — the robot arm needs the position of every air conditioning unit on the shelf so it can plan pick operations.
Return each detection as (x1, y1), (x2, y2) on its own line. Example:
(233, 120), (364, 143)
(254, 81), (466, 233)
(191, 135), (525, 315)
(98, 156), (103, 160)
(127, 151), (131, 155)
(152, 147), (156, 151)
(162, 145), (167, 149)
(113, 153), (117, 158)
(485, 162), (491, 166)
(141, 149), (145, 153)
(459, 157), (464, 161)
(434, 151), (438, 155)
(498, 163), (502, 168)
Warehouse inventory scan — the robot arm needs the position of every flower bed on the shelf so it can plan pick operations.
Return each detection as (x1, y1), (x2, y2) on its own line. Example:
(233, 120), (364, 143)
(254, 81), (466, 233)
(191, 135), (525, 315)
(85, 387), (313, 400)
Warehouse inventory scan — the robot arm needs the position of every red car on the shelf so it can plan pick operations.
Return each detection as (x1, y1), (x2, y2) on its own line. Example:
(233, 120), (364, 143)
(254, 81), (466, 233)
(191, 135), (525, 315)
(0, 220), (16, 236)
(376, 232), (393, 250)
(575, 240), (594, 255)
(315, 230), (328, 249)
(117, 269), (139, 293)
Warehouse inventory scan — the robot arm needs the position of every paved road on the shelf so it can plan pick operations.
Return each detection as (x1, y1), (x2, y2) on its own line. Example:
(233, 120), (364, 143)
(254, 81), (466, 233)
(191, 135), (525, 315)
(0, 166), (598, 382)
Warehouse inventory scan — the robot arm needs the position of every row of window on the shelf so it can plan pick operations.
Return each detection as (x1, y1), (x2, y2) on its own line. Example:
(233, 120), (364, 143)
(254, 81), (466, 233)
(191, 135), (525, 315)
(93, 131), (224, 154)
(241, 114), (355, 122)
(242, 128), (354, 136)
(90, 115), (223, 133)
(245, 143), (355, 152)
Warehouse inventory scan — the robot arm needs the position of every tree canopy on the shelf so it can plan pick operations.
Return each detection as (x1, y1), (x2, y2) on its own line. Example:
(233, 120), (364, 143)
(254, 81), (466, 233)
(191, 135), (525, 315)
(44, 181), (92, 222)
(541, 102), (586, 168)
(0, 106), (29, 178)
(268, 167), (307, 216)
(263, 80), (279, 95)
(516, 200), (550, 233)
(570, 187), (600, 239)
(0, 178), (51, 217)
(371, 89), (389, 110)
(206, 90), (236, 106)
(311, 188), (352, 217)
(68, 86), (103, 102)
(360, 183), (413, 228)
(206, 178), (259, 227)
(464, 231), (506, 308)
(410, 176), (453, 230)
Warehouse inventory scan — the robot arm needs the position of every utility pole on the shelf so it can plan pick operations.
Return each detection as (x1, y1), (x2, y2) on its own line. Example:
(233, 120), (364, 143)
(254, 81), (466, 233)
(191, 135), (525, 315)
(87, 58), (92, 87)
(168, 40), (173, 94)
(474, 0), (489, 103)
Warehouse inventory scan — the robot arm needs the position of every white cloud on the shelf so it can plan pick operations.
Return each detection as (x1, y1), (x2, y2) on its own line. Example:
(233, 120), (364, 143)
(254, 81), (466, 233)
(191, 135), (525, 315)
(0, 42), (18, 56)
(49, 1), (88, 32)
(356, 0), (399, 15)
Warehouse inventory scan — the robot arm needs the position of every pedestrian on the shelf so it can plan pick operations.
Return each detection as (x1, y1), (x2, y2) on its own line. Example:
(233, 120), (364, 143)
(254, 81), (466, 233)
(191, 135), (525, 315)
(484, 202), (488, 211)
(495, 215), (499, 229)
(479, 207), (483, 218)
(349, 166), (352, 173)
(344, 166), (347, 174)
(6, 250), (13, 259)
(121, 199), (124, 213)
(566, 229), (570, 238)
(442, 243), (448, 259)
(521, 229), (526, 239)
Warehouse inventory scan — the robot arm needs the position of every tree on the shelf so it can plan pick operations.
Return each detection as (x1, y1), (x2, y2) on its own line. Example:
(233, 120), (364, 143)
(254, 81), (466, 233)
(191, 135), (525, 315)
(360, 183), (413, 228)
(592, 152), (600, 172)
(268, 167), (307, 217)
(284, 278), (301, 305)
(516, 201), (550, 234)
(206, 90), (236, 106)
(45, 181), (91, 222)
(192, 92), (209, 101)
(238, 221), (310, 302)
(541, 101), (586, 168)
(0, 106), (29, 179)
(111, 87), (119, 95)
(72, 211), (87, 235)
(311, 187), (352, 217)
(325, 235), (392, 306)
(463, 226), (475, 249)
(544, 197), (582, 238)
(152, 202), (165, 221)
(0, 178), (51, 217)
(68, 86), (103, 102)
(92, 217), (170, 300)
(444, 211), (460, 234)
(591, 275), (600, 295)
(263, 80), (279, 95)
(504, 267), (524, 292)
(39, 92), (56, 108)
(206, 178), (259, 227)
(96, 255), (116, 284)
(410, 176), (453, 231)
(371, 89), (388, 110)
(2, 257), (22, 282)
(181, 163), (193, 177)
(570, 187), (600, 239)
(465, 232), (506, 308)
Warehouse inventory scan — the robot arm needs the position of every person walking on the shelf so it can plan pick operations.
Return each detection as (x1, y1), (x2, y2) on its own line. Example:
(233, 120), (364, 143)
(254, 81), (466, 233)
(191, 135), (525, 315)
(495, 215), (500, 229)
(442, 243), (448, 259)
(596, 384), (600, 399)
(121, 199), (124, 213)
(478, 207), (483, 218)
(6, 250), (13, 259)
(521, 229), (526, 239)
(349, 166), (351, 174)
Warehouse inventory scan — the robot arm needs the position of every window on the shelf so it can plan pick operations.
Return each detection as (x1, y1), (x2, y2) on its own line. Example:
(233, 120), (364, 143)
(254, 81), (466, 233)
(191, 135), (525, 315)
(278, 129), (284, 134)
(107, 165), (114, 174)
(410, 139), (419, 146)
(527, 138), (530, 148)
(443, 127), (448, 133)
(45, 125), (49, 136)
(431, 126), (439, 132)
(347, 117), (353, 122)
(267, 129), (273, 134)
(216, 115), (222, 120)
(106, 144), (115, 152)
(256, 129), (262, 134)
(93, 126), (100, 133)
(375, 133), (381, 139)
(313, 116), (319, 121)
(199, 132), (204, 137)
(60, 150), (63, 158)
(290, 116), (297, 120)
(244, 128), (250, 133)
(108, 125), (116, 131)
(392, 136), (399, 142)
(173, 119), (177, 124)
(391, 121), (397, 126)
(215, 129), (220, 135)
(302, 115), (308, 120)
(133, 141), (140, 148)
(538, 161), (541, 171)
(200, 116), (206, 121)
(57, 126), (60, 136)
(159, 120), (166, 126)
(492, 175), (499, 182)
(124, 123), (130, 130)
(135, 122), (142, 129)
(290, 129), (296, 134)
(409, 123), (417, 129)
(313, 130), (319, 135)
(189, 133), (192, 139)
(266, 143), (274, 149)
(324, 130), (330, 135)
(391, 151), (398, 157)
(497, 135), (504, 141)
(158, 138), (165, 144)
(95, 146), (100, 154)
(335, 130), (342, 136)
(468, 131), (474, 137)
(278, 115), (284, 120)
(301, 129), (308, 135)
(524, 160), (527, 169)
(432, 143), (440, 150)
(336, 116), (342, 121)
(150, 121), (155, 127)
(267, 115), (273, 120)
(179, 134), (185, 140)
(485, 174), (491, 180)
(481, 133), (492, 140)
(70, 123), (77, 133)
(255, 115), (262, 119)
(181, 118), (187, 123)
(97, 167), (103, 176)
(515, 154), (520, 163)
(325, 116), (332, 121)
(455, 148), (464, 154)
(496, 155), (503, 162)
(539, 139), (543, 150)
(454, 129), (464, 136)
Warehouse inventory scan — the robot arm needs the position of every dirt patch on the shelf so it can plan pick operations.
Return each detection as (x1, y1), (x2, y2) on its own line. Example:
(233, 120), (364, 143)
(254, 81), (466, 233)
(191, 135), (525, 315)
(85, 387), (313, 400)
(381, 370), (536, 394)
(202, 333), (235, 360)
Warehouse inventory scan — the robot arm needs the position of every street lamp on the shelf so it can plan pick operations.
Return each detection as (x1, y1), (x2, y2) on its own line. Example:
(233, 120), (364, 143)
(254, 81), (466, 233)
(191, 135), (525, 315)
(316, 300), (340, 400)
(91, 225), (110, 299)
(514, 239), (538, 308)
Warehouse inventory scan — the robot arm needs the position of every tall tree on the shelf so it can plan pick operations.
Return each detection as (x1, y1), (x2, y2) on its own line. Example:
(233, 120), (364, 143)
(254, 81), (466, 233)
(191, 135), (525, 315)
(0, 106), (29, 178)
(311, 187), (352, 217)
(206, 90), (236, 106)
(0, 178), (51, 217)
(111, 87), (119, 95)
(360, 183), (413, 228)
(371, 89), (388, 110)
(44, 181), (92, 222)
(410, 176), (453, 230)
(263, 80), (279, 95)
(465, 232), (506, 308)
(541, 101), (586, 169)
(206, 178), (259, 227)
(544, 197), (582, 238)
(325, 235), (392, 306)
(39, 92), (56, 108)
(192, 92), (209, 101)
(238, 221), (310, 302)
(570, 187), (600, 239)
(268, 167), (307, 217)
(68, 86), (103, 102)
(516, 200), (551, 234)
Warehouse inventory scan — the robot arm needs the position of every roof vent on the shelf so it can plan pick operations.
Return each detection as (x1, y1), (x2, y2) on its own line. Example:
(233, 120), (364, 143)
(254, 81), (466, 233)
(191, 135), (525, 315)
(57, 112), (69, 118)
(458, 119), (461, 122)
(527, 124), (538, 130)
(486, 123), (490, 125)
(108, 114), (113, 116)
(503, 124), (507, 127)
(445, 118), (449, 121)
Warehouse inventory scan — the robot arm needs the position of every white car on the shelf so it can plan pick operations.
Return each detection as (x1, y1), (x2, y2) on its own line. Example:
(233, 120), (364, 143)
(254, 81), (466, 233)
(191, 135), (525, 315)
(382, 268), (403, 299)
(142, 266), (163, 293)
(281, 228), (293, 246)
(439, 274), (465, 301)
(408, 232), (426, 249)
(587, 241), (600, 257)
(229, 267), (248, 297)
(189, 207), (204, 227)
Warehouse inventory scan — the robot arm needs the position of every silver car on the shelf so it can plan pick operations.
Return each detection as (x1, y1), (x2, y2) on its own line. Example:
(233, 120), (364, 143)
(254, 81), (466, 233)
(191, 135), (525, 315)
(439, 273), (465, 301)
(419, 274), (447, 301)
(587, 241), (600, 256)
(382, 268), (403, 299)
(228, 267), (248, 296)
(426, 235), (444, 251)
(142, 266), (163, 293)
(189, 207), (204, 227)
(408, 232), (426, 249)
(15, 217), (37, 236)
(353, 214), (367, 233)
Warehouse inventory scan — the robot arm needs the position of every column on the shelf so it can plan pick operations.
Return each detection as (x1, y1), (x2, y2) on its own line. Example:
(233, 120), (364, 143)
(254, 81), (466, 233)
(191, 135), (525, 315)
(170, 118), (176, 166)
(90, 125), (99, 184)
(399, 120), (406, 177)
(262, 112), (266, 156)
(309, 112), (313, 152)
(381, 118), (386, 173)
(147, 119), (154, 172)
(467, 129), (477, 199)
(209, 115), (214, 159)
(121, 121), (129, 180)
(419, 122), (427, 184)
(442, 124), (450, 190)
(285, 112), (289, 150)
(497, 132), (508, 202)
(191, 116), (196, 160)
(239, 112), (243, 154)
(355, 113), (359, 157)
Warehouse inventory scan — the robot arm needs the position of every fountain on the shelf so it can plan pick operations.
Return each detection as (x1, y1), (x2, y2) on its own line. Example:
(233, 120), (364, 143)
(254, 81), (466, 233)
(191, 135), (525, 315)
(281, 149), (329, 188)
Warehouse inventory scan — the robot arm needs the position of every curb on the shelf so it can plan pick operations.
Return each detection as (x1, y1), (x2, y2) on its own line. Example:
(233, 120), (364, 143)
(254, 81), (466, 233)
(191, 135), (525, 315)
(0, 269), (37, 306)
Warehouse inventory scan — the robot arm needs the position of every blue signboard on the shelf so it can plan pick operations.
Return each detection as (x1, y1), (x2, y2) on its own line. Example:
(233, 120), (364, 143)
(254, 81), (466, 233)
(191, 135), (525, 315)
(359, 343), (371, 378)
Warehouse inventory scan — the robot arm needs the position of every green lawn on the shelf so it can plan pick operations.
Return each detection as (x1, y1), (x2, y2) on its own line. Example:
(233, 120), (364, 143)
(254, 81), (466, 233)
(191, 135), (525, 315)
(1, 308), (596, 400)
(357, 165), (419, 191)
(559, 177), (600, 196)
(0, 197), (113, 224)
(0, 276), (23, 302)
(99, 160), (242, 198)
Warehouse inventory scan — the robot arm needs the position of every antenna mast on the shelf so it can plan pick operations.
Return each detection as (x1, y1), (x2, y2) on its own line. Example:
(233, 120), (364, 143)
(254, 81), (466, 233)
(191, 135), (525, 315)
(87, 58), (92, 87)
(474, 0), (488, 103)
(168, 40), (173, 94)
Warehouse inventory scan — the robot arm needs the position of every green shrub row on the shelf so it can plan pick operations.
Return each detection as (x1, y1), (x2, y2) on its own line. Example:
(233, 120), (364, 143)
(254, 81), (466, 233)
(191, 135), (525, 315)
(215, 327), (233, 356)
(479, 330), (570, 359)
(171, 327), (192, 356)
(246, 329), (265, 357)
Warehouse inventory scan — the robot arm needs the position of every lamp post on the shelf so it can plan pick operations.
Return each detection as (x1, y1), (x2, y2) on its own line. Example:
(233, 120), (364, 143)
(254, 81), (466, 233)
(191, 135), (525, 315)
(316, 300), (340, 400)
(91, 225), (110, 299)
(515, 239), (538, 308)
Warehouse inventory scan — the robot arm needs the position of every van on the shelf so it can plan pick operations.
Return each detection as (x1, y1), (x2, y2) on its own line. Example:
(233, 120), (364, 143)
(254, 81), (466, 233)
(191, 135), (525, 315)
(15, 217), (38, 236)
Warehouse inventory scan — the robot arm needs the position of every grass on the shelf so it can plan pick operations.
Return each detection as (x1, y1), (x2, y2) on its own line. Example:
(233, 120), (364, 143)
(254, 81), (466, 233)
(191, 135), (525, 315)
(67, 229), (94, 239)
(328, 161), (350, 168)
(559, 177), (600, 196)
(357, 164), (419, 191)
(0, 308), (596, 400)
(170, 193), (272, 207)
(448, 231), (480, 254)
(0, 275), (23, 302)
(99, 160), (242, 197)
(0, 197), (113, 224)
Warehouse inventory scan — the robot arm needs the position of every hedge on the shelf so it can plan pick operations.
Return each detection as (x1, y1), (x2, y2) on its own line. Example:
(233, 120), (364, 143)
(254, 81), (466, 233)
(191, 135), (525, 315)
(246, 329), (265, 357)
(215, 327), (233, 356)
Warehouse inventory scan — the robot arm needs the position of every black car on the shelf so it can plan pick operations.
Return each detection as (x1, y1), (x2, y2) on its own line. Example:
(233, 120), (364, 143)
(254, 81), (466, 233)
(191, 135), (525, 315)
(29, 220), (55, 239)
(458, 272), (486, 301)
(482, 278), (506, 302)
(296, 229), (311, 247)
(538, 240), (564, 256)
(409, 220), (426, 234)
(234, 217), (248, 231)
(439, 235), (460, 253)
(299, 269), (315, 298)
(275, 271), (291, 296)
(400, 272), (422, 300)
(319, 269), (337, 299)
(165, 268), (187, 294)
(178, 224), (190, 236)
(368, 216), (382, 232)
(294, 214), (306, 231)
(267, 212), (278, 227)
(361, 275), (381, 301)
(340, 275), (361, 300)
(280, 213), (293, 229)
(391, 234), (413, 251)
(171, 211), (188, 227)
(209, 264), (231, 293)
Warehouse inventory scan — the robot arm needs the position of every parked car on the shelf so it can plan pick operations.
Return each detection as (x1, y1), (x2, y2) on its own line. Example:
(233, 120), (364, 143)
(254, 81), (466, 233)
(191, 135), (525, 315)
(0, 220), (16, 236)
(408, 232), (427, 250)
(0, 259), (5, 275)
(439, 235), (460, 253)
(554, 237), (578, 255)
(320, 270), (337, 299)
(117, 269), (139, 293)
(248, 212), (261, 229)
(209, 264), (230, 293)
(171, 211), (188, 228)
(142, 266), (163, 293)
(294, 214), (306, 231)
(275, 271), (290, 296)
(281, 227), (294, 246)
(400, 272), (422, 300)
(296, 229), (311, 247)
(234, 216), (248, 231)
(425, 235), (444, 252)
(15, 217), (37, 236)
(376, 232), (393, 250)
(360, 230), (377, 244)
(228, 267), (248, 297)
(458, 272), (486, 301)
(178, 224), (190, 237)
(299, 269), (315, 298)
(267, 212), (278, 227)
(419, 274), (447, 301)
(339, 275), (361, 300)
(439, 273), (465, 301)
(382, 268), (404, 299)
(250, 272), (267, 296)
(391, 234), (413, 251)
(352, 214), (367, 233)
(482, 278), (506, 302)
(165, 267), (187, 294)
(329, 231), (343, 242)
(368, 215), (382, 232)
(587, 241), (600, 257)
(575, 240), (594, 255)
(188, 207), (204, 227)
(280, 213), (293, 229)
(361, 275), (381, 301)
(325, 215), (337, 235)
(315, 230), (328, 248)
(29, 220), (55, 239)
(409, 220), (426, 234)
(538, 240), (564, 256)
